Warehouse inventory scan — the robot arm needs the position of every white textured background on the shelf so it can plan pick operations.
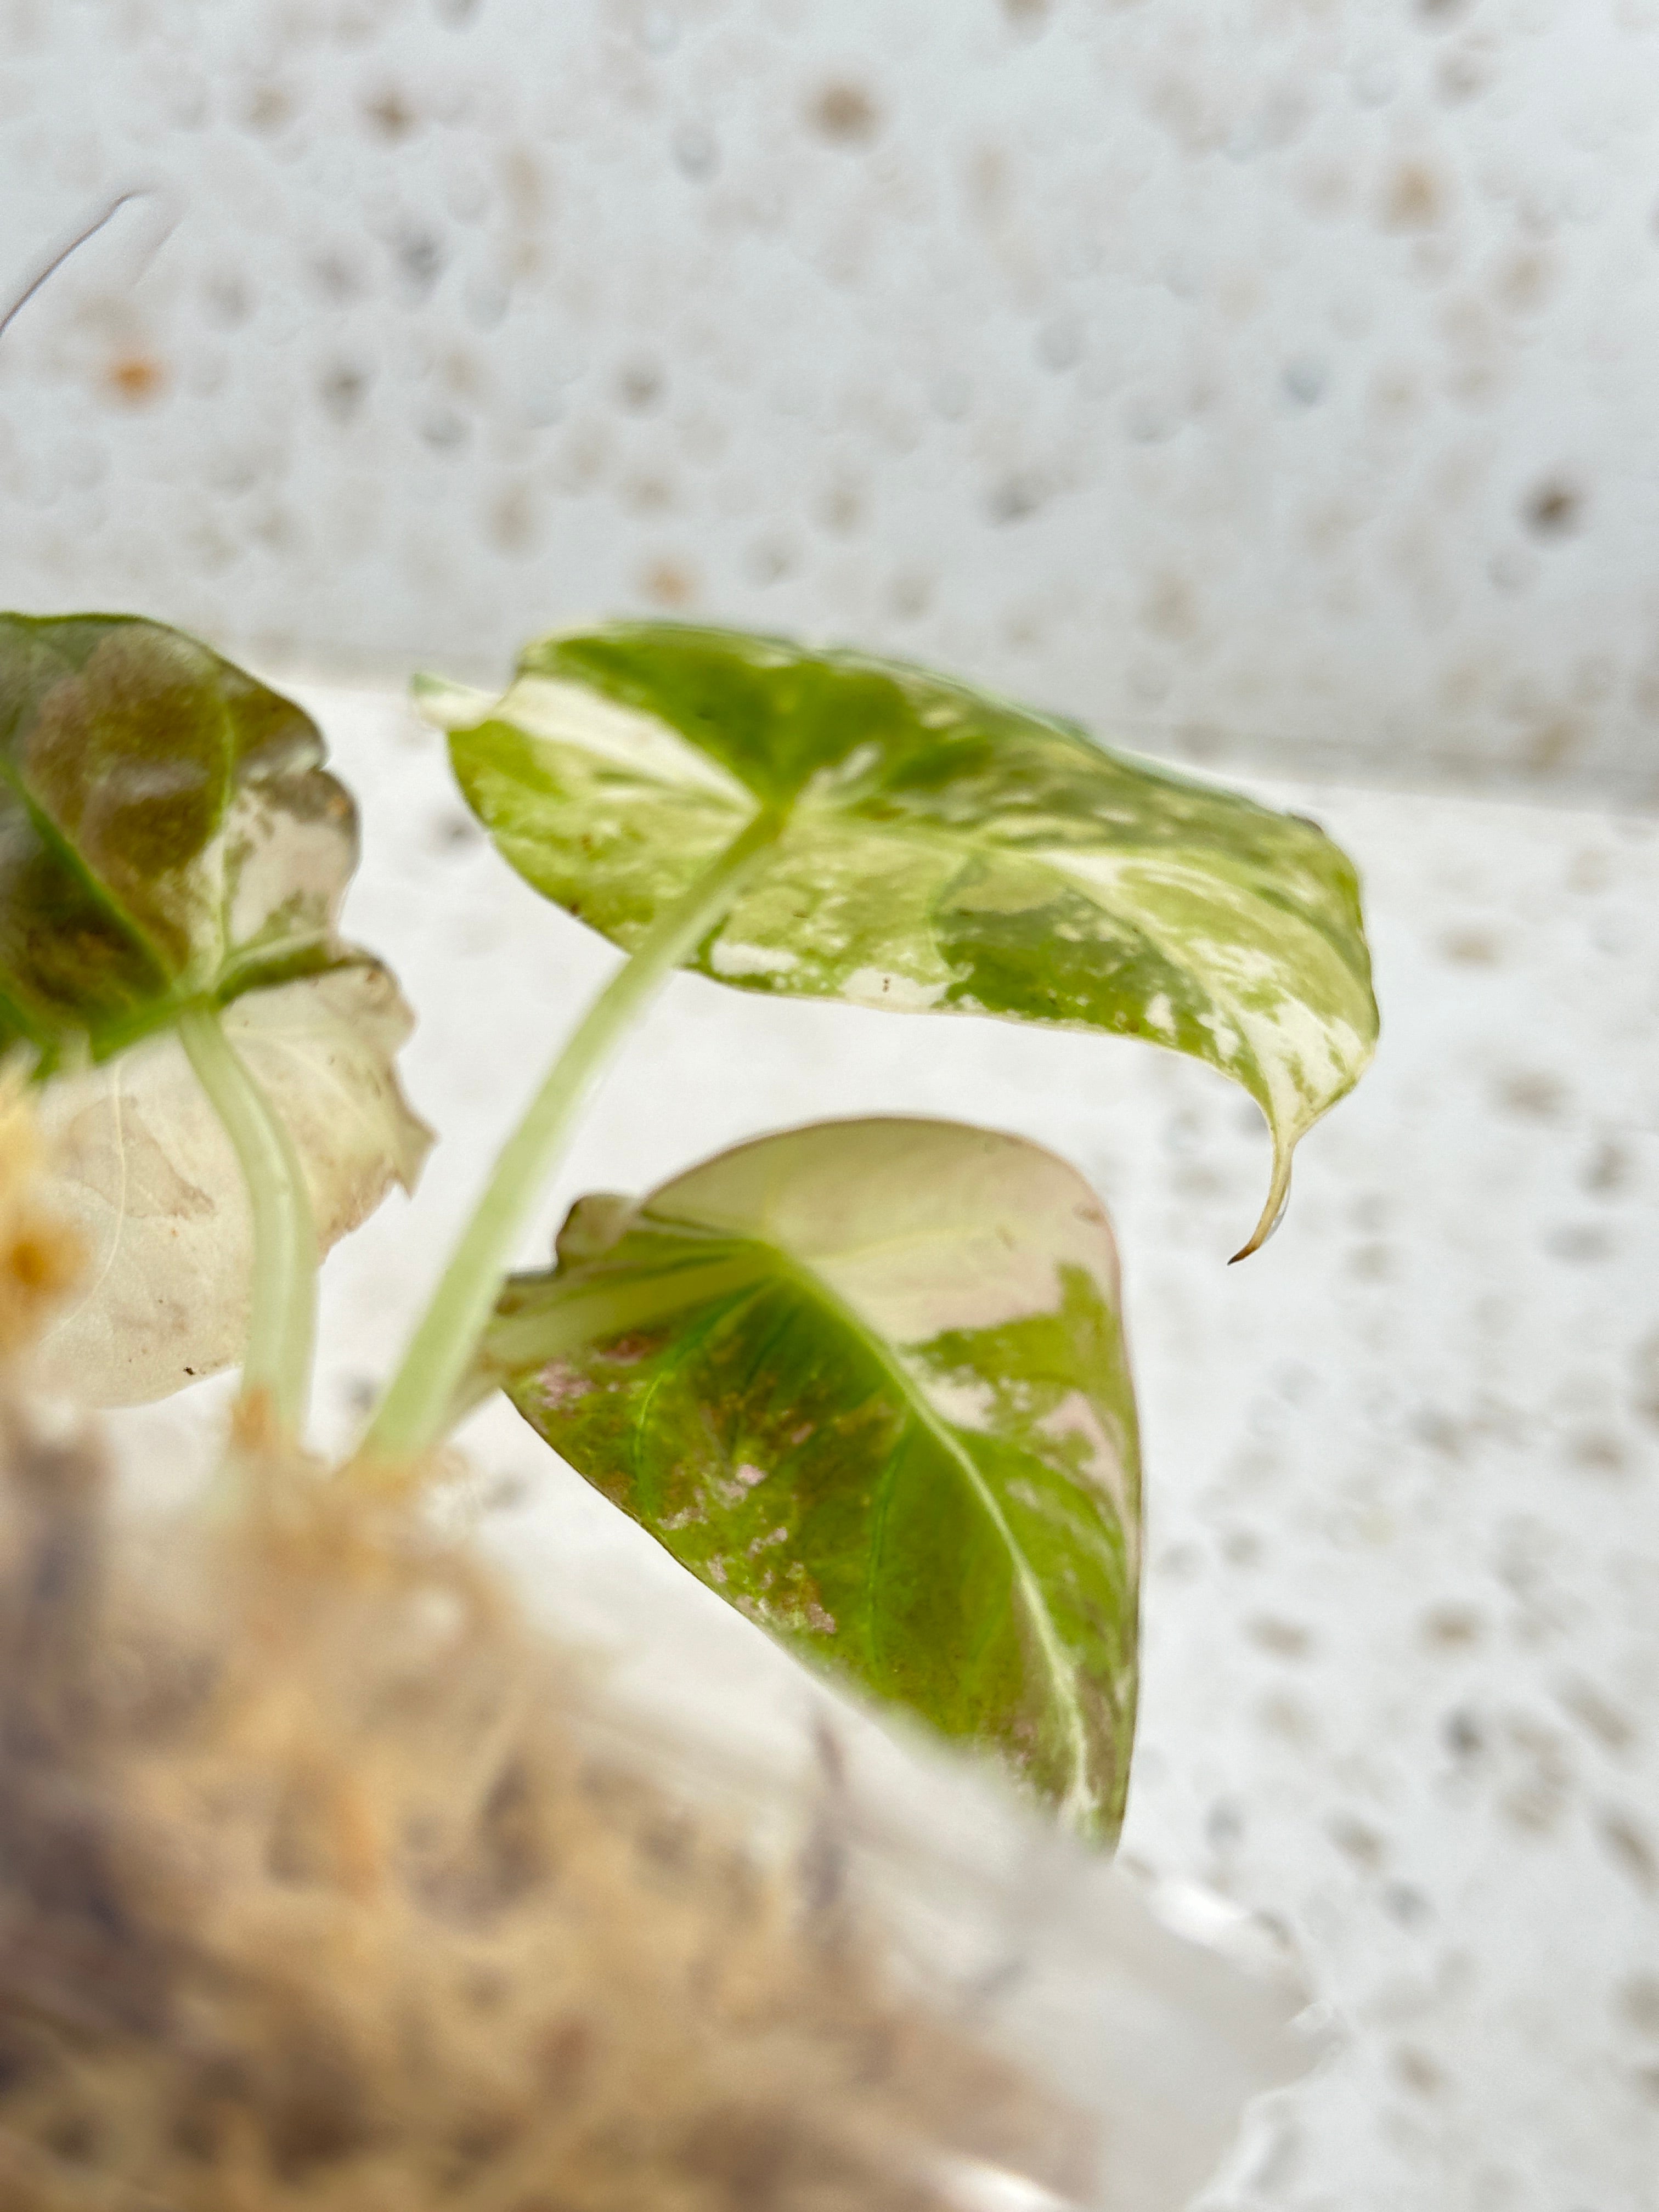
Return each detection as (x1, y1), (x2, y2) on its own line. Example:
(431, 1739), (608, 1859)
(4, 0), (1659, 797)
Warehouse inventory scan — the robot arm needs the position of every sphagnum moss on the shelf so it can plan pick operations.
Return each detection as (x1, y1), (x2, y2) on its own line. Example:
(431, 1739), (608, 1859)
(0, 1408), (1093, 2211)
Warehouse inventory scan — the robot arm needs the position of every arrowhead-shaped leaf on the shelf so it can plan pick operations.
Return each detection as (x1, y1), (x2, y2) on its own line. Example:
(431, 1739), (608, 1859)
(0, 613), (361, 1068)
(424, 622), (1379, 1254)
(32, 963), (432, 1406)
(479, 1117), (1141, 1843)
(0, 614), (433, 1402)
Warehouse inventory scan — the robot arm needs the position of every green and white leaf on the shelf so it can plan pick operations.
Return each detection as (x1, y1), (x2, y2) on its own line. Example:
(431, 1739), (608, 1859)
(32, 963), (432, 1408)
(0, 613), (363, 1068)
(423, 622), (1379, 1255)
(478, 1116), (1141, 1843)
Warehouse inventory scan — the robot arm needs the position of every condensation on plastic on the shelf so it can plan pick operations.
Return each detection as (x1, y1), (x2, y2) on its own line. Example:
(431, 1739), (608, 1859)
(2, 0), (1658, 803)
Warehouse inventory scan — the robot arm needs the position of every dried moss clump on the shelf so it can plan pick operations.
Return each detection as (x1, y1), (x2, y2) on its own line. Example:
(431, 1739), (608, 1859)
(0, 1413), (1091, 2211)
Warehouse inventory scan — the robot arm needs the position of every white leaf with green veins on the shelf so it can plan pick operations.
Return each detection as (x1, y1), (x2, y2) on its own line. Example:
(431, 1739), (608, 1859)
(421, 623), (1378, 1254)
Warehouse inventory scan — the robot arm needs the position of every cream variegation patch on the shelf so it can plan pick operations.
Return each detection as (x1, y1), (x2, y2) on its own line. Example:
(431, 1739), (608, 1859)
(33, 967), (432, 1407)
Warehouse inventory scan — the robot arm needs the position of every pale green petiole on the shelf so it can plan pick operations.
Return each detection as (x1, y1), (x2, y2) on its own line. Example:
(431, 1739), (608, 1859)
(359, 806), (788, 1466)
(178, 1004), (318, 1437)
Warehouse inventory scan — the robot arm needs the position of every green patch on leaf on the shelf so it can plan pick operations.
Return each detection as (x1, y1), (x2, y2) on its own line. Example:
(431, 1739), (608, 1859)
(480, 1117), (1142, 1843)
(423, 622), (1379, 1254)
(0, 613), (360, 1070)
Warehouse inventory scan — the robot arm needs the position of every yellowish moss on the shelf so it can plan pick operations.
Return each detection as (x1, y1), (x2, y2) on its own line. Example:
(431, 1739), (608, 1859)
(0, 1419), (1093, 2210)
(0, 1070), (81, 1360)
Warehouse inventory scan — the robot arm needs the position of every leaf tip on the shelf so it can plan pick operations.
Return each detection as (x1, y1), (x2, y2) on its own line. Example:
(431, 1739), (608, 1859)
(1229, 1142), (1293, 1265)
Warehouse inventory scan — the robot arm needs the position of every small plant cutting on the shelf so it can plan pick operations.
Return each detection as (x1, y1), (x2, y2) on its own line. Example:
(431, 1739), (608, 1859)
(0, 611), (1378, 2209)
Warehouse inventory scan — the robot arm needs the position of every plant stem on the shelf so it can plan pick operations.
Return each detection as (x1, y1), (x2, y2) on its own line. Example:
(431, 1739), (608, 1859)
(360, 808), (786, 1466)
(178, 1004), (318, 1438)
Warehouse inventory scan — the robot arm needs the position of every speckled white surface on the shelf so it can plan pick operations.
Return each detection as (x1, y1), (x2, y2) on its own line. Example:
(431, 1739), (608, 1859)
(7, 1), (1659, 799)
(104, 681), (1659, 2208)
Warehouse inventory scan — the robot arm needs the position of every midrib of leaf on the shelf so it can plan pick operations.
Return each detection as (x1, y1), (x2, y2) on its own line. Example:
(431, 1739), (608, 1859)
(766, 1249), (1096, 1827)
(205, 696), (240, 986)
(626, 1276), (777, 1498)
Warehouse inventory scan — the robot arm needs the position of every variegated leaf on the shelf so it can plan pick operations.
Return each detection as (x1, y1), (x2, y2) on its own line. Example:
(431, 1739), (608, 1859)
(423, 623), (1378, 1253)
(0, 613), (359, 1068)
(480, 1117), (1141, 1842)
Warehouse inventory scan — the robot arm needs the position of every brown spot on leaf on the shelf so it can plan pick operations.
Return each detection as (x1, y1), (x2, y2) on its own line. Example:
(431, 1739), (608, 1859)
(601, 1335), (655, 1366)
